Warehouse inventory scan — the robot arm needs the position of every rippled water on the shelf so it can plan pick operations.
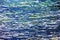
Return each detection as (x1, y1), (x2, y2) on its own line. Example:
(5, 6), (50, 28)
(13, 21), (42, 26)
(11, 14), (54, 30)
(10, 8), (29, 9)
(0, 0), (60, 40)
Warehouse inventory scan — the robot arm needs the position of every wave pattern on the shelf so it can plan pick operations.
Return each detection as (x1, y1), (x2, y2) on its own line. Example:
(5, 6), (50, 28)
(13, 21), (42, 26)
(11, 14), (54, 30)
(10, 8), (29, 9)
(0, 0), (60, 40)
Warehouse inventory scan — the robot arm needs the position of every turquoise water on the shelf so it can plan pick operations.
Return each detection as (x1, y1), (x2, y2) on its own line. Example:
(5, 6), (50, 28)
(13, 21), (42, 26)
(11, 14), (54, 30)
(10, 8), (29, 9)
(0, 0), (60, 40)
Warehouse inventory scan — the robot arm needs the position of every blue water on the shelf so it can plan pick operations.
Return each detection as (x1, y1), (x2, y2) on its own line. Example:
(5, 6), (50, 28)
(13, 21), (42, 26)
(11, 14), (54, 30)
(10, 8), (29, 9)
(0, 0), (60, 40)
